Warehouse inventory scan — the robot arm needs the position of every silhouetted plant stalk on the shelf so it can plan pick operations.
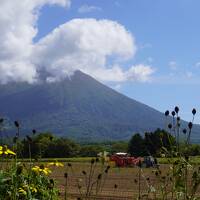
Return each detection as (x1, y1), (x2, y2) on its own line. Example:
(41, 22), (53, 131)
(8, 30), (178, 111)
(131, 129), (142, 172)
(164, 107), (199, 199)
(67, 158), (110, 200)
(67, 163), (83, 197)
(138, 160), (142, 199)
(64, 173), (68, 200)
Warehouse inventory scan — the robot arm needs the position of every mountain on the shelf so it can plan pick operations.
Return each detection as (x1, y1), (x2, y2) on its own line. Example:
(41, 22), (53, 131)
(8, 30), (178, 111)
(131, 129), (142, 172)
(0, 71), (199, 142)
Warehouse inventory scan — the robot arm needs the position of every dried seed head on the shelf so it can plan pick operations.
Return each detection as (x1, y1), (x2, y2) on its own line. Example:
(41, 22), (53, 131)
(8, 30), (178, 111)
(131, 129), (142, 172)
(155, 171), (159, 176)
(32, 129), (36, 135)
(14, 121), (19, 128)
(171, 111), (176, 117)
(192, 108), (197, 115)
(95, 157), (99, 162)
(114, 184), (118, 189)
(188, 122), (193, 129)
(50, 179), (54, 185)
(106, 165), (111, 170)
(64, 173), (68, 178)
(97, 173), (102, 180)
(0, 118), (4, 123)
(174, 106), (179, 114)
(67, 163), (72, 167)
(182, 129), (187, 134)
(91, 158), (95, 164)
(82, 170), (86, 175)
(177, 117), (180, 121)
(104, 169), (108, 174)
(165, 110), (169, 116)
(134, 179), (138, 183)
(168, 124), (172, 129)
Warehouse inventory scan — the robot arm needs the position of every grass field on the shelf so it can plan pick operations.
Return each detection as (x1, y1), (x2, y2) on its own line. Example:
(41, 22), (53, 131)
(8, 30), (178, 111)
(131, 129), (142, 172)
(3, 157), (200, 199)
(45, 158), (200, 199)
(11, 156), (200, 164)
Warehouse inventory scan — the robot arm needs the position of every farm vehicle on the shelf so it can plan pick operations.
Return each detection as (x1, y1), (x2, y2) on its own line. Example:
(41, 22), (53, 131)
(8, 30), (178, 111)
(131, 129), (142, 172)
(110, 153), (157, 168)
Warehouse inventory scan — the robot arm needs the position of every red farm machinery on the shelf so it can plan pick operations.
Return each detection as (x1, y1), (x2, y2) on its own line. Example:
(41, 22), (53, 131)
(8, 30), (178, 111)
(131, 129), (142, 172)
(110, 153), (157, 168)
(110, 152), (142, 167)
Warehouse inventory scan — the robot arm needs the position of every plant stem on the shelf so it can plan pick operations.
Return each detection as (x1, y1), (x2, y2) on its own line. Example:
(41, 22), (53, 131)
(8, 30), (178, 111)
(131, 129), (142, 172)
(64, 177), (68, 200)
(138, 167), (141, 199)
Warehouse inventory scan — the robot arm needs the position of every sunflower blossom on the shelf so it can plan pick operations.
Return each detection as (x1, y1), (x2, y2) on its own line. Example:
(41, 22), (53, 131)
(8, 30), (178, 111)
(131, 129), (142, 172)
(48, 160), (64, 167)
(32, 165), (51, 175)
(0, 145), (16, 155)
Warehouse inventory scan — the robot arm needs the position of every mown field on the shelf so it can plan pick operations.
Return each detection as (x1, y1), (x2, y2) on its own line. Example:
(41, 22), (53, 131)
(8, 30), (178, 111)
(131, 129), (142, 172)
(45, 158), (200, 199)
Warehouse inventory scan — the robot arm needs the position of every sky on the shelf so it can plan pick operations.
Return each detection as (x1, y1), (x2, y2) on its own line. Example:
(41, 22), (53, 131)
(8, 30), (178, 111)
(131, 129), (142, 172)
(1, 0), (200, 123)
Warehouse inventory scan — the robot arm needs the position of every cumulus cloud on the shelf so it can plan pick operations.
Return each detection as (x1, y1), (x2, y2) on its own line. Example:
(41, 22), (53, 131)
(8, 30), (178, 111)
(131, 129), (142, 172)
(0, 0), (70, 83)
(78, 4), (102, 13)
(33, 18), (137, 82)
(0, 0), (154, 84)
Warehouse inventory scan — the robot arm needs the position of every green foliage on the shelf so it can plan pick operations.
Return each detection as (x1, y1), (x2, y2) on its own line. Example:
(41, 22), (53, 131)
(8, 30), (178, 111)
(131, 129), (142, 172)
(128, 129), (176, 156)
(111, 141), (128, 153)
(79, 145), (104, 157)
(0, 146), (60, 200)
(21, 133), (80, 158)
(45, 138), (80, 158)
(128, 133), (146, 156)
(144, 129), (176, 156)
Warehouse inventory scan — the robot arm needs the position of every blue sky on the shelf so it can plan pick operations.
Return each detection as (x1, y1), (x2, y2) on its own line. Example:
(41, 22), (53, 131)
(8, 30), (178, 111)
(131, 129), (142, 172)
(1, 0), (200, 123)
(34, 0), (200, 123)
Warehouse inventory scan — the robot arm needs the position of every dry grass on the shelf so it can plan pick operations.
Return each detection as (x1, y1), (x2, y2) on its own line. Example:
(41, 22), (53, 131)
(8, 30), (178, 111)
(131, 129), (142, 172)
(50, 162), (189, 200)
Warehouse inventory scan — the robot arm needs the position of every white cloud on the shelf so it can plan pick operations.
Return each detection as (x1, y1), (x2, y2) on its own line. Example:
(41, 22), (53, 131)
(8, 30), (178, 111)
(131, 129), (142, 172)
(0, 1), (154, 84)
(126, 64), (155, 82)
(169, 61), (177, 70)
(0, 0), (70, 84)
(78, 4), (102, 13)
(113, 84), (122, 91)
(33, 18), (140, 82)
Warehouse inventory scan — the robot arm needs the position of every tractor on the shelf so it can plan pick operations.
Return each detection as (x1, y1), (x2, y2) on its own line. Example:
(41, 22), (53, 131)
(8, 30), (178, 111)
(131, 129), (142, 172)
(110, 152), (142, 167)
(110, 153), (157, 168)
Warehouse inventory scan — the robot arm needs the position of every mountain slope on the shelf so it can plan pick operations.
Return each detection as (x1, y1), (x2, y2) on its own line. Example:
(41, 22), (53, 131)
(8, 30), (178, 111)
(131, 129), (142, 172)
(0, 71), (199, 142)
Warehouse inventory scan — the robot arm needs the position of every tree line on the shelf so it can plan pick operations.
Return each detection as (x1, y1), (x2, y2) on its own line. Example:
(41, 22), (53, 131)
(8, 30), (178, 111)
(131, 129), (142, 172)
(1, 129), (200, 158)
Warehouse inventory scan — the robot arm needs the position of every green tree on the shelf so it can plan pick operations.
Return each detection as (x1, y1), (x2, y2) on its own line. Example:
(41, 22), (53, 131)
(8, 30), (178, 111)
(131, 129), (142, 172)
(144, 129), (175, 156)
(111, 141), (128, 153)
(128, 133), (146, 156)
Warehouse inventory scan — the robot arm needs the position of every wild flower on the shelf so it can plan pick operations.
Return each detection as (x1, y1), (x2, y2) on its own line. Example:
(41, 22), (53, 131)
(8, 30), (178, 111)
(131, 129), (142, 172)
(18, 187), (27, 196)
(0, 145), (16, 155)
(48, 160), (64, 167)
(32, 165), (52, 175)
